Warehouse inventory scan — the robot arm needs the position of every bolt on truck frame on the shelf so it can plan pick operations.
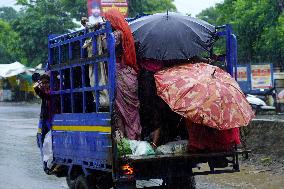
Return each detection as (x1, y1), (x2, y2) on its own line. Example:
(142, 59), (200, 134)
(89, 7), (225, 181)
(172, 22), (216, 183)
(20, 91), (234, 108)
(42, 20), (249, 189)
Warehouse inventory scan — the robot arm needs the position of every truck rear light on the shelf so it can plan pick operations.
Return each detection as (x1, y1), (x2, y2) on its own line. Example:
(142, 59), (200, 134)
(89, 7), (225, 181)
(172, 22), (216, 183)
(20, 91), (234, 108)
(121, 164), (134, 175)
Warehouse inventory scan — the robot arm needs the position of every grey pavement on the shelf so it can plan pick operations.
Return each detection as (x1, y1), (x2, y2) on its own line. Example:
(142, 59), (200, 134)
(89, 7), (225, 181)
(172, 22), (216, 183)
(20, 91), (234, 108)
(0, 103), (68, 189)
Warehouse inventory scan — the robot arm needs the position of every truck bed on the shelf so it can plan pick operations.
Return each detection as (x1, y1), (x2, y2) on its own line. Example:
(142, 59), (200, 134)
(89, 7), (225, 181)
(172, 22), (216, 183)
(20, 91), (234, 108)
(117, 149), (250, 179)
(123, 149), (250, 162)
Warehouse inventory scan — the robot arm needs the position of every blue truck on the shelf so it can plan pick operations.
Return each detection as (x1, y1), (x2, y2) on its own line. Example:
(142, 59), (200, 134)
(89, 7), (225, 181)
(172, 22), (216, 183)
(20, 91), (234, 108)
(39, 20), (249, 189)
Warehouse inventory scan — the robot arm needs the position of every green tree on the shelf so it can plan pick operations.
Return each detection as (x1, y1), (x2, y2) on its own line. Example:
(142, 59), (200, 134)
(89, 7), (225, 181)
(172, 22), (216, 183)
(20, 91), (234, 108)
(0, 7), (20, 22)
(198, 0), (283, 66)
(60, 0), (87, 21)
(13, 0), (77, 67)
(256, 13), (284, 66)
(0, 19), (25, 64)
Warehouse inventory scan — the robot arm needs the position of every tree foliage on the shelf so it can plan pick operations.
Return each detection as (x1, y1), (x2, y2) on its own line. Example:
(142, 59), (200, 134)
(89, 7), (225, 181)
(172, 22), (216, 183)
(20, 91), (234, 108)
(0, 19), (25, 64)
(2, 0), (282, 68)
(198, 0), (284, 67)
(59, 0), (87, 21)
(0, 7), (20, 22)
(0, 0), (176, 67)
(13, 0), (77, 67)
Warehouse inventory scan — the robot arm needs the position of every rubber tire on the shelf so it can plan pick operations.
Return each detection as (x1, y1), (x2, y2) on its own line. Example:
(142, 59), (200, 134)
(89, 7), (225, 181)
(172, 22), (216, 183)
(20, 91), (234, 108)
(166, 176), (196, 189)
(66, 175), (76, 189)
(75, 175), (94, 189)
(114, 181), (136, 189)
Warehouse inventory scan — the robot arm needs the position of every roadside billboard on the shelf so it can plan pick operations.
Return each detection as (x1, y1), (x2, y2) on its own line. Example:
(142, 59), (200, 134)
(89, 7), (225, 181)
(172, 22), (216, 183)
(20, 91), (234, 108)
(101, 0), (128, 16)
(87, 0), (128, 20)
(235, 66), (248, 82)
(233, 65), (251, 94)
(251, 64), (273, 90)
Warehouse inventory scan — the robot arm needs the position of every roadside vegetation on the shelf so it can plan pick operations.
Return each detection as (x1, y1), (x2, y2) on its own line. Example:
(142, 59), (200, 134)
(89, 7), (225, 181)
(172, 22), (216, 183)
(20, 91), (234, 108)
(0, 0), (283, 68)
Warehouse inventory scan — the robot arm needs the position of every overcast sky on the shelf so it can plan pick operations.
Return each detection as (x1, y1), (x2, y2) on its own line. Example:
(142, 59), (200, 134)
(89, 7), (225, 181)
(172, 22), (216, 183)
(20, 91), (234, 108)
(174, 0), (223, 16)
(0, 0), (18, 8)
(0, 0), (223, 16)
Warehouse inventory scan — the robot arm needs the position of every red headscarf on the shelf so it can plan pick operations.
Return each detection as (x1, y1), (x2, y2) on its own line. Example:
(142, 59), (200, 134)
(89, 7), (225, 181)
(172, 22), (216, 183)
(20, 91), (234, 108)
(104, 9), (138, 72)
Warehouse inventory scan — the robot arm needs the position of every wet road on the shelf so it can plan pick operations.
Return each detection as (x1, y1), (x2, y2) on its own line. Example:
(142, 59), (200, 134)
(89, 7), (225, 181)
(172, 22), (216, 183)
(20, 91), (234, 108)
(0, 103), (68, 189)
(0, 103), (283, 189)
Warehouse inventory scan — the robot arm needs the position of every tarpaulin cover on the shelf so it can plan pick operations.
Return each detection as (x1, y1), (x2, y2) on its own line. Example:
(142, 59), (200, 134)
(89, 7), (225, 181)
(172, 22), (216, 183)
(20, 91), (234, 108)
(0, 62), (27, 78)
(154, 63), (255, 130)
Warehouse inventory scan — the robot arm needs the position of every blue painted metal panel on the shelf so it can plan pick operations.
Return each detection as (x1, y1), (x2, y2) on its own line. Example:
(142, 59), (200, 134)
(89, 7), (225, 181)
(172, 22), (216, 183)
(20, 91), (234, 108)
(46, 21), (115, 172)
(216, 24), (237, 77)
(52, 131), (112, 169)
(234, 65), (251, 94)
(233, 64), (274, 94)
(52, 113), (111, 126)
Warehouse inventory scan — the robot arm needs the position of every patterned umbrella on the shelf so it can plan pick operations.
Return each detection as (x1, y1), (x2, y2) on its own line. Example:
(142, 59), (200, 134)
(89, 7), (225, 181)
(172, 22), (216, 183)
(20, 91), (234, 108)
(154, 63), (254, 130)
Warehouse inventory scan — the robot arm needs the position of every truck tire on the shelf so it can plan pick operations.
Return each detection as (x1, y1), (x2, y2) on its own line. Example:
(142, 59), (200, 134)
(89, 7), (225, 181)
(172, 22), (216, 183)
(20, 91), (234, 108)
(166, 176), (196, 189)
(66, 176), (76, 189)
(75, 175), (95, 189)
(114, 181), (136, 189)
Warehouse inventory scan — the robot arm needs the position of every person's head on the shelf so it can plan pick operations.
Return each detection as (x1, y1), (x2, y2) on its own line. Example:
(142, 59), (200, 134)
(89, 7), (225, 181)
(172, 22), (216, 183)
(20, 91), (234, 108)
(32, 73), (41, 82)
(91, 2), (101, 17)
(81, 17), (89, 27)
(104, 8), (138, 71)
(40, 74), (50, 89)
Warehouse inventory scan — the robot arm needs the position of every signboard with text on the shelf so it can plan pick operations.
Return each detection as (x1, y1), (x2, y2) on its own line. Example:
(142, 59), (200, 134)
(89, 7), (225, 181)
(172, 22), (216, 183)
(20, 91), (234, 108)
(251, 64), (273, 90)
(101, 0), (128, 17)
(88, 0), (128, 19)
(233, 66), (248, 82)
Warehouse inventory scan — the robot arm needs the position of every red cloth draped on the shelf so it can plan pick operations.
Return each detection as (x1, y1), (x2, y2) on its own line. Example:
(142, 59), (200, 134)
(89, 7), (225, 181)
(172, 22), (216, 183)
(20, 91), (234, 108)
(186, 120), (241, 152)
(104, 9), (138, 71)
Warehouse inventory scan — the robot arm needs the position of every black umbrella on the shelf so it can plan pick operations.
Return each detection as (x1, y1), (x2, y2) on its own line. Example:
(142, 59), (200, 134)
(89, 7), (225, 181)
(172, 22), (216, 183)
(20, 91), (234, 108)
(130, 12), (216, 60)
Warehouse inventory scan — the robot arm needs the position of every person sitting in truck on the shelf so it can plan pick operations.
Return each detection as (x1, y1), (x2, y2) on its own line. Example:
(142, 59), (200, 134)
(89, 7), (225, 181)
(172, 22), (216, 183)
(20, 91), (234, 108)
(103, 9), (142, 140)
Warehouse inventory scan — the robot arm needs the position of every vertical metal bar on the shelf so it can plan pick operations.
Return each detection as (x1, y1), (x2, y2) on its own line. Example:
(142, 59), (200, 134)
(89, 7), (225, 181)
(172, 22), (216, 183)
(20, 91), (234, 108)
(105, 21), (118, 180)
(48, 38), (53, 91)
(82, 65), (86, 113)
(69, 42), (72, 60)
(68, 42), (74, 113)
(58, 46), (61, 64)
(226, 24), (233, 76)
(93, 31), (99, 112)
(47, 36), (53, 70)
(58, 45), (64, 113)
(60, 69), (63, 113)
(95, 62), (99, 112)
(79, 39), (85, 113)
(70, 67), (74, 113)
(48, 38), (58, 114)
(93, 36), (98, 57)
(231, 34), (238, 80)
(80, 40), (84, 58)
(106, 21), (116, 114)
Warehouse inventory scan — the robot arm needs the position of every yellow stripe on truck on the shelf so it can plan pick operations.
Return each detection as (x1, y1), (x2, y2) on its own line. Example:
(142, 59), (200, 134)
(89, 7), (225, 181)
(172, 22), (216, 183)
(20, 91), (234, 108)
(37, 128), (42, 133)
(52, 126), (111, 133)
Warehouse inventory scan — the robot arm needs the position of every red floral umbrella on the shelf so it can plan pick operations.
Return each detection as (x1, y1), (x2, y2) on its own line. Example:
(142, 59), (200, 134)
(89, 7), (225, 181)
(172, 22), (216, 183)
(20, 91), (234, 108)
(154, 63), (254, 130)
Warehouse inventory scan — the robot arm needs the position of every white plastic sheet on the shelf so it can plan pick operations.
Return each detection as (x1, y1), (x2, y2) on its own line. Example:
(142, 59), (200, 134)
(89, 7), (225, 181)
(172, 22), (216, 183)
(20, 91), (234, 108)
(42, 131), (53, 169)
(0, 62), (27, 78)
(129, 140), (155, 156)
